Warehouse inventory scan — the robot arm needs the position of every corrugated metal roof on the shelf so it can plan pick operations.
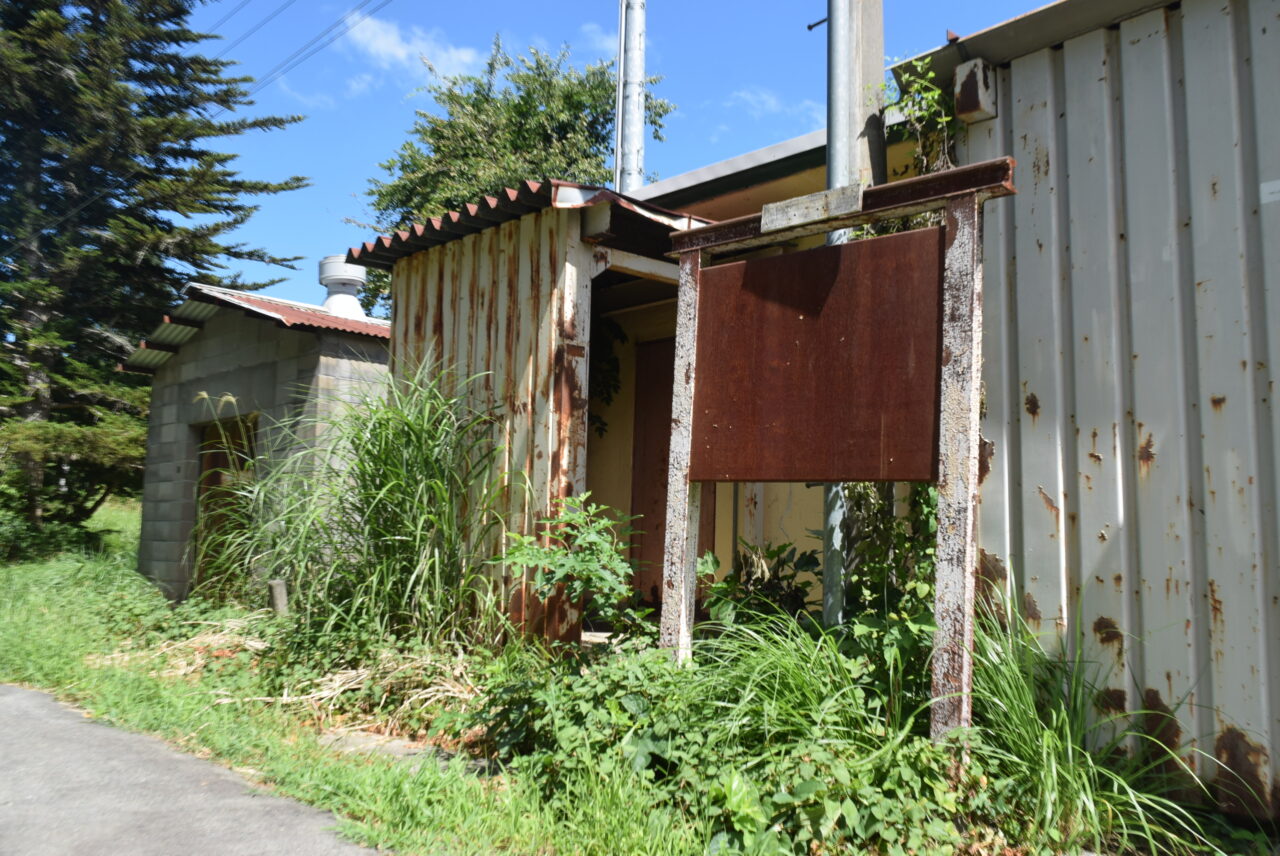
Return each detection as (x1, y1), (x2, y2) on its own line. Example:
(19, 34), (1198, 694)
(347, 179), (710, 270)
(122, 283), (389, 373)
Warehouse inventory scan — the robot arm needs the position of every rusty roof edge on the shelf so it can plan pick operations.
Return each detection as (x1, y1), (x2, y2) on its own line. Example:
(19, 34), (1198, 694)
(891, 0), (1170, 85)
(348, 180), (713, 269)
(184, 283), (289, 326)
(183, 284), (390, 327)
(124, 283), (390, 367)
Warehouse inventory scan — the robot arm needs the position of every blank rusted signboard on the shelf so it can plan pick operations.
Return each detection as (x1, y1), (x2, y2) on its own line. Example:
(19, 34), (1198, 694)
(689, 227), (944, 483)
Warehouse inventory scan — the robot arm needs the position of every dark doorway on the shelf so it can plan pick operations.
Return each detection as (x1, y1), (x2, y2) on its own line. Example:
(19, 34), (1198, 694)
(629, 338), (714, 606)
(194, 418), (256, 588)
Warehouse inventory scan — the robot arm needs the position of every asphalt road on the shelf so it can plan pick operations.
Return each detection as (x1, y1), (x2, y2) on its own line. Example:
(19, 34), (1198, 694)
(0, 685), (369, 855)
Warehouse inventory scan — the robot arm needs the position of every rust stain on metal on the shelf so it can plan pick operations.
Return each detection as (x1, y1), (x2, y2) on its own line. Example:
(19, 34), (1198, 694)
(1023, 591), (1042, 623)
(689, 229), (944, 482)
(1037, 485), (1061, 533)
(977, 548), (1008, 609)
(1207, 579), (1223, 623)
(978, 436), (994, 485)
(1095, 687), (1126, 713)
(955, 62), (988, 121)
(1214, 727), (1272, 819)
(1137, 433), (1156, 476)
(1210, 394), (1227, 411)
(1093, 615), (1123, 646)
(1024, 391), (1040, 420)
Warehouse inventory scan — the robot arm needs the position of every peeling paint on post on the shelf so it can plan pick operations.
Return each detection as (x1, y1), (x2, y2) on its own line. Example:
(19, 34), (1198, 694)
(930, 194), (984, 739)
(659, 249), (704, 659)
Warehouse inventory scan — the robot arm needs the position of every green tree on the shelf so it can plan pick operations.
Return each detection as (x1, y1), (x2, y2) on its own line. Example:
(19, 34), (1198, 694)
(0, 0), (306, 542)
(369, 39), (673, 230)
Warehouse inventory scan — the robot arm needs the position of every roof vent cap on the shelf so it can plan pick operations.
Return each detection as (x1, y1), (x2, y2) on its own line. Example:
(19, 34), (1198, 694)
(318, 255), (367, 319)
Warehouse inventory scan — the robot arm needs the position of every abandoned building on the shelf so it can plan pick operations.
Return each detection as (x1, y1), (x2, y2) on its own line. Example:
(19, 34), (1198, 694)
(343, 0), (1279, 817)
(124, 260), (391, 598)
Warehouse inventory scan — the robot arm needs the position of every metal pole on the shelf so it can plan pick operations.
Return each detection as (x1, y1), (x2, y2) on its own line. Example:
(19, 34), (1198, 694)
(618, 0), (646, 194)
(822, 0), (884, 628)
(613, 1), (627, 189)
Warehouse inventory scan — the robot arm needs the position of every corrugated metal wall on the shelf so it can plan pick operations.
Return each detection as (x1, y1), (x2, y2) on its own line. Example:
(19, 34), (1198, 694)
(389, 206), (593, 543)
(960, 0), (1280, 812)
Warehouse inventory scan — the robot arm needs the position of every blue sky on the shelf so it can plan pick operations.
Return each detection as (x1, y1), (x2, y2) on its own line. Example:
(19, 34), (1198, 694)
(189, 0), (1034, 304)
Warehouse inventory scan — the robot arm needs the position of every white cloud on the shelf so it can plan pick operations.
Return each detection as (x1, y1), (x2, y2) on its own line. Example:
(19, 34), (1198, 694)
(726, 87), (826, 131)
(344, 72), (375, 98)
(579, 22), (618, 56)
(727, 87), (783, 119)
(276, 77), (336, 109)
(344, 15), (480, 79)
(797, 98), (825, 130)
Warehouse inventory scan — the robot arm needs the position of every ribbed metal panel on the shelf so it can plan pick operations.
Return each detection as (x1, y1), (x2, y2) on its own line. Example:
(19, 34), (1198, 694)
(960, 0), (1280, 815)
(390, 206), (592, 542)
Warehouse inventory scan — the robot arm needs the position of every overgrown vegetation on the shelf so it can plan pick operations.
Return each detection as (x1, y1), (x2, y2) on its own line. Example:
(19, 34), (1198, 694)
(195, 366), (507, 656)
(887, 56), (958, 177)
(3, 368), (1273, 855)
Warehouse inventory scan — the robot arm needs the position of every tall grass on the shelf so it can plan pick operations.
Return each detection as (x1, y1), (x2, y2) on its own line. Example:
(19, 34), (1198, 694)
(197, 366), (508, 650)
(970, 598), (1221, 855)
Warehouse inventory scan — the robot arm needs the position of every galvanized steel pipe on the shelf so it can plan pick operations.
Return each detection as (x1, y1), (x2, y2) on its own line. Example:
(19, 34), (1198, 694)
(617, 0), (646, 194)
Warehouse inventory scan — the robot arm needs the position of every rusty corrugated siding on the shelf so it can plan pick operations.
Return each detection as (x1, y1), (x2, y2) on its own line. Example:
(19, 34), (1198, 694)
(390, 206), (592, 568)
(959, 0), (1280, 816)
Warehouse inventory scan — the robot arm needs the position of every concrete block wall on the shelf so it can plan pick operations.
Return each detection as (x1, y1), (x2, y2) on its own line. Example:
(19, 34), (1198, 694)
(137, 308), (388, 597)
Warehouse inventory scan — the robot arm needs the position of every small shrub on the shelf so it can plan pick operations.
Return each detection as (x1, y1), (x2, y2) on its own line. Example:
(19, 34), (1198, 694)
(502, 495), (652, 638)
(0, 508), (92, 560)
(702, 541), (818, 624)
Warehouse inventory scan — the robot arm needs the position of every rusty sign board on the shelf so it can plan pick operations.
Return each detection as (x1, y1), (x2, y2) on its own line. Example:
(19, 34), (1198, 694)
(690, 228), (943, 483)
(659, 157), (1017, 745)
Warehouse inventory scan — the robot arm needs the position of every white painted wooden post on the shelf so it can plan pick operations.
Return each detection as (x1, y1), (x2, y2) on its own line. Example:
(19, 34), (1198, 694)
(743, 482), (765, 548)
(659, 249), (704, 659)
(930, 195), (985, 738)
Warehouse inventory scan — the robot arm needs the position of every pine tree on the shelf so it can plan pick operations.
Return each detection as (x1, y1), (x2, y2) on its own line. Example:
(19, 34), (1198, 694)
(0, 0), (306, 545)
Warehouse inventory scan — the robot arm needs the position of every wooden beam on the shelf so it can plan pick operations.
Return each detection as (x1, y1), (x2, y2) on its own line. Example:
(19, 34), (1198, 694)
(599, 247), (679, 285)
(761, 184), (862, 234)
(659, 249), (705, 660)
(929, 194), (984, 739)
(671, 157), (1015, 257)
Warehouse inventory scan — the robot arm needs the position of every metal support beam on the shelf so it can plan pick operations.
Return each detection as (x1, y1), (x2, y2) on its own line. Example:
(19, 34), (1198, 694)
(929, 195), (985, 738)
(823, 0), (884, 629)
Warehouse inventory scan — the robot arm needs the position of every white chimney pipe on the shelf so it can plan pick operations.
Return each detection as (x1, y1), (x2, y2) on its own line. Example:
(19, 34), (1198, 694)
(318, 255), (368, 319)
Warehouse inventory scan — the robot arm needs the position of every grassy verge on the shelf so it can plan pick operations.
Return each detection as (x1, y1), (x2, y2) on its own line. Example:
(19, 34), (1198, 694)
(5, 499), (1273, 855)
(0, 536), (704, 855)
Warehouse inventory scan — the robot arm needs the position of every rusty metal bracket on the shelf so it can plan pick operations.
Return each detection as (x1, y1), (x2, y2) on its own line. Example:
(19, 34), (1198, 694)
(659, 157), (1015, 742)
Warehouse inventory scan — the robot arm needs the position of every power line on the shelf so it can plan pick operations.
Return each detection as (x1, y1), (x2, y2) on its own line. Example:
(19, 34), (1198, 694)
(245, 0), (383, 94)
(213, 0), (303, 61)
(205, 0), (254, 34)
